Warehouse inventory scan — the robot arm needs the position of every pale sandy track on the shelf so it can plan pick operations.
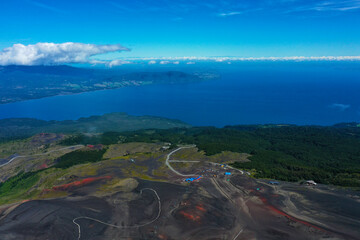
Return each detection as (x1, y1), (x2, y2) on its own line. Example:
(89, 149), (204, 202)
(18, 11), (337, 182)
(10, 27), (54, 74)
(0, 145), (84, 168)
(165, 145), (197, 177)
(73, 188), (161, 240)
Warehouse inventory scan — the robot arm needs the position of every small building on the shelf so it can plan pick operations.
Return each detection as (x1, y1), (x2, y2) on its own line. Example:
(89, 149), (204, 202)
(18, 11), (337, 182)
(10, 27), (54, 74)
(87, 144), (103, 150)
(161, 146), (170, 150)
(225, 172), (232, 176)
(305, 180), (317, 186)
(185, 176), (202, 182)
(268, 181), (279, 185)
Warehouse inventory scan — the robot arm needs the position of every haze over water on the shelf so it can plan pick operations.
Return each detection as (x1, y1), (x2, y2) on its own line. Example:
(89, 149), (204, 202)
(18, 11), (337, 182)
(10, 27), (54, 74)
(0, 62), (359, 127)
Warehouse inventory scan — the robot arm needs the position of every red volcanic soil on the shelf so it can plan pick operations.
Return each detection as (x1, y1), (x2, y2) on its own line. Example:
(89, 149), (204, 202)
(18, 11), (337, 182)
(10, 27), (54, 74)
(50, 176), (112, 191)
(178, 203), (207, 223)
(157, 233), (168, 240)
(195, 204), (206, 212)
(179, 211), (201, 222)
(38, 163), (48, 170)
(259, 196), (324, 232)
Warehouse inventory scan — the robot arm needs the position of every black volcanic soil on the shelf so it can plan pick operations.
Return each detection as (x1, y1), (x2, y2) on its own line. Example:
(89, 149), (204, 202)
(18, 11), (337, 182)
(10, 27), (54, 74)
(135, 179), (239, 239)
(0, 172), (359, 240)
(230, 175), (360, 240)
(0, 197), (112, 240)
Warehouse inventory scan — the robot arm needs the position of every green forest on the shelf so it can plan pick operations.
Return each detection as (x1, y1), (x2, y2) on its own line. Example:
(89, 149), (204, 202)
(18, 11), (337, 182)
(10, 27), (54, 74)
(60, 124), (360, 188)
(54, 149), (106, 169)
(0, 148), (107, 203)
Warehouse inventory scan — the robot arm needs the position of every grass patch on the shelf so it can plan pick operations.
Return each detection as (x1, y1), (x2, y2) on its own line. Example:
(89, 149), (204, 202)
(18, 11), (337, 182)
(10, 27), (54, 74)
(0, 171), (41, 204)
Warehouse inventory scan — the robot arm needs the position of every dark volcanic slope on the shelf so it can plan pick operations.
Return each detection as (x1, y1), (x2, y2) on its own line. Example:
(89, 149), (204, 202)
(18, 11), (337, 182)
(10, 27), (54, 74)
(0, 197), (112, 240)
(0, 179), (242, 240)
(0, 176), (359, 240)
(0, 146), (359, 240)
(230, 175), (360, 240)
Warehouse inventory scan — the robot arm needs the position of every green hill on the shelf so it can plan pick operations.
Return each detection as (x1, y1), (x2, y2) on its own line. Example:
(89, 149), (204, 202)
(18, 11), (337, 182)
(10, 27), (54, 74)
(0, 113), (190, 142)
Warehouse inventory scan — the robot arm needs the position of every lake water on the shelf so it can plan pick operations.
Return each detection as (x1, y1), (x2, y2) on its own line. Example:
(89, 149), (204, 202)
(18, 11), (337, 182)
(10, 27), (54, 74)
(0, 62), (359, 126)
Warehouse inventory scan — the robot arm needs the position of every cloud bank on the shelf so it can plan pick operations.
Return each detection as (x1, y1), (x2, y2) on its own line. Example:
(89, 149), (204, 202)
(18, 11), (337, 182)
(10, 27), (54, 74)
(0, 42), (129, 66)
(124, 56), (360, 63)
(330, 103), (351, 111)
(1, 42), (360, 67)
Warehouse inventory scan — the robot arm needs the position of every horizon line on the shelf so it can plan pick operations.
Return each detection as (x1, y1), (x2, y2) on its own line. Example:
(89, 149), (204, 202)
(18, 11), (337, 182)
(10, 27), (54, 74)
(93, 55), (360, 66)
(119, 56), (360, 61)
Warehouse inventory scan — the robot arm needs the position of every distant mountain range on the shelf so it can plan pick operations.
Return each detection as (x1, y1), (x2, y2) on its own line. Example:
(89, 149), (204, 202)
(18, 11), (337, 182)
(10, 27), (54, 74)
(0, 65), (95, 76)
(0, 65), (217, 104)
(0, 112), (191, 141)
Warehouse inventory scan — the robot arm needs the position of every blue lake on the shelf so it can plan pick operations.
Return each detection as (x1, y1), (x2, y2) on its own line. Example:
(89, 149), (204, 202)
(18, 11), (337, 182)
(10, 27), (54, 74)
(0, 62), (359, 126)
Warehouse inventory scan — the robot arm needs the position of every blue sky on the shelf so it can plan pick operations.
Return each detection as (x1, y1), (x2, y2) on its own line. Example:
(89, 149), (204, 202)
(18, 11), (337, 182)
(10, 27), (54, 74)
(0, 0), (360, 59)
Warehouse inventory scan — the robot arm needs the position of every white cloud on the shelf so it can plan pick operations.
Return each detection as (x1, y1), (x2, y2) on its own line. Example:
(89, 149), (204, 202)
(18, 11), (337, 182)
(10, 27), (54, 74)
(0, 42), (129, 66)
(284, 0), (360, 13)
(158, 60), (181, 65)
(310, 0), (360, 12)
(148, 60), (157, 64)
(330, 103), (351, 111)
(121, 56), (360, 62)
(105, 0), (360, 19)
(89, 59), (132, 67)
(218, 11), (242, 17)
(107, 59), (132, 67)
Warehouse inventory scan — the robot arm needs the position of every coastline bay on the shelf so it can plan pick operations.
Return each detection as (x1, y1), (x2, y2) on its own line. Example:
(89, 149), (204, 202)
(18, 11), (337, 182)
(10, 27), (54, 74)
(0, 62), (359, 126)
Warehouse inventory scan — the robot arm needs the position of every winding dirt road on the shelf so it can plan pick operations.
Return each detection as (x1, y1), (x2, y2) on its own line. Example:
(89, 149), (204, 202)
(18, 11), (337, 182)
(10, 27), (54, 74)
(72, 188), (161, 240)
(165, 145), (197, 177)
(0, 145), (84, 168)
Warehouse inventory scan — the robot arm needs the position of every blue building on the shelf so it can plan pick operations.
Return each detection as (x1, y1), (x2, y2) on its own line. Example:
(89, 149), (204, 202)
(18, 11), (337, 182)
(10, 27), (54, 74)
(268, 181), (279, 185)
